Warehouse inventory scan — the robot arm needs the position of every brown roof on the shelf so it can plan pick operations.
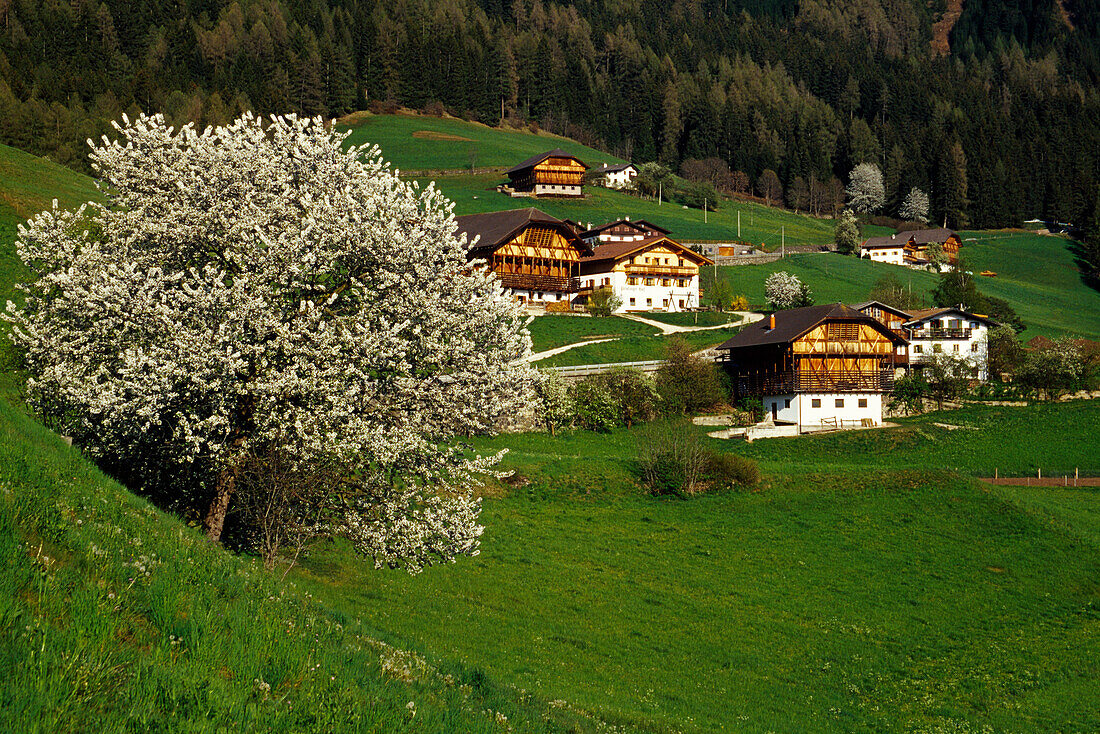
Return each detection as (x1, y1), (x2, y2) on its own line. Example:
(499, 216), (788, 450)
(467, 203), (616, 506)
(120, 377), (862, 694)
(908, 228), (958, 245)
(504, 148), (588, 175)
(903, 307), (997, 327)
(453, 208), (591, 255)
(852, 301), (913, 319)
(716, 303), (907, 350)
(863, 228), (959, 249)
(581, 218), (672, 238)
(578, 235), (713, 269)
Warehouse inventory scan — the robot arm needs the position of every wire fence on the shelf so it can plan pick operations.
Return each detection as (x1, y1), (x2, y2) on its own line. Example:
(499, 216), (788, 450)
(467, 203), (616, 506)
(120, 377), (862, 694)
(979, 469), (1098, 487)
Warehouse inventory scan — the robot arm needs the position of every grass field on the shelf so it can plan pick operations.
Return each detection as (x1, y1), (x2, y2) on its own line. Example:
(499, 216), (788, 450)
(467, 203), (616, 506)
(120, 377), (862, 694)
(527, 314), (657, 353)
(423, 172), (855, 246)
(703, 231), (1100, 339)
(536, 326), (743, 366)
(626, 311), (743, 327)
(338, 113), (624, 172)
(294, 403), (1100, 733)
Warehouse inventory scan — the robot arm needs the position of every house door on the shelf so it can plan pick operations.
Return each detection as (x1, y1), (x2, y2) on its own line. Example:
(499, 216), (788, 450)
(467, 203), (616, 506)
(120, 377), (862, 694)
(771, 402), (778, 419)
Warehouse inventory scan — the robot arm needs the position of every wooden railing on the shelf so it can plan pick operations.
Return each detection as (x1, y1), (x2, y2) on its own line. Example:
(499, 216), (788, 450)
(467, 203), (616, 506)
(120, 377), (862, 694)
(727, 369), (895, 396)
(497, 272), (580, 292)
(910, 328), (971, 339)
(625, 264), (696, 277)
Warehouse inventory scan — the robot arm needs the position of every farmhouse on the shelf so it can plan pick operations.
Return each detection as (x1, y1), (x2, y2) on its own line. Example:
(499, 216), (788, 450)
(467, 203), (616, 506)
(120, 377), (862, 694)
(503, 149), (588, 198)
(578, 218), (670, 245)
(716, 303), (908, 429)
(454, 207), (592, 307)
(860, 228), (962, 271)
(591, 162), (638, 189)
(904, 307), (996, 380)
(577, 233), (712, 312)
(853, 300), (911, 370)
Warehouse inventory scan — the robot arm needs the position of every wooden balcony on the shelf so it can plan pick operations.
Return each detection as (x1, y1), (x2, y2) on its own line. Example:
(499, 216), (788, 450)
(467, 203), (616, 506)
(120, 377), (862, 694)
(725, 369), (896, 396)
(910, 328), (971, 339)
(625, 264), (696, 277)
(497, 272), (580, 293)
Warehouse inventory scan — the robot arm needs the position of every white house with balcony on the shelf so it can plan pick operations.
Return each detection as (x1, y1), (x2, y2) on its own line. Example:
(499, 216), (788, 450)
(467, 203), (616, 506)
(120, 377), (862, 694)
(577, 233), (712, 312)
(904, 307), (997, 380)
(591, 162), (638, 189)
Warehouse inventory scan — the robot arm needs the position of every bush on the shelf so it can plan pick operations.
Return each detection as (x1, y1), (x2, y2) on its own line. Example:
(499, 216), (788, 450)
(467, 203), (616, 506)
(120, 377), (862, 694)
(599, 367), (660, 426)
(572, 377), (620, 431)
(636, 422), (758, 496)
(587, 286), (622, 316)
(636, 422), (710, 496)
(656, 338), (724, 414)
(706, 452), (759, 489)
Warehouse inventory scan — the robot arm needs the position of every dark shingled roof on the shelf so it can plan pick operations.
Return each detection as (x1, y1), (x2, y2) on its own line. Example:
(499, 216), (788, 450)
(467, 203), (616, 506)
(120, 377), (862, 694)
(504, 148), (588, 175)
(903, 307), (997, 327)
(863, 228), (959, 248)
(716, 303), (907, 350)
(581, 219), (671, 238)
(579, 235), (712, 268)
(453, 208), (592, 256)
(852, 301), (913, 319)
(593, 162), (636, 174)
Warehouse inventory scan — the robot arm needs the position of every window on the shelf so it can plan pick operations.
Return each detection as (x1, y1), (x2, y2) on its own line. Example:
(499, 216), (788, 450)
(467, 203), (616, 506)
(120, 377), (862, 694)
(913, 345), (923, 353)
(662, 279), (671, 287)
(784, 399), (791, 408)
(811, 399), (821, 408)
(679, 300), (685, 309)
(970, 321), (980, 329)
(678, 279), (686, 287)
(627, 277), (637, 286)
(949, 319), (961, 329)
(645, 277), (655, 286)
(971, 343), (978, 352)
(953, 344), (959, 352)
(678, 258), (684, 266)
(629, 297), (636, 306)
(858, 398), (867, 408)
(646, 298), (652, 307)
(835, 399), (844, 408)
(662, 299), (669, 308)
(603, 277), (611, 286)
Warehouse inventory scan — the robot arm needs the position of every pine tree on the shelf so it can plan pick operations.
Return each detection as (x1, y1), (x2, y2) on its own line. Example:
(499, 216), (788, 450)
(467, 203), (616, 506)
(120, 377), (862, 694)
(1083, 186), (1100, 274)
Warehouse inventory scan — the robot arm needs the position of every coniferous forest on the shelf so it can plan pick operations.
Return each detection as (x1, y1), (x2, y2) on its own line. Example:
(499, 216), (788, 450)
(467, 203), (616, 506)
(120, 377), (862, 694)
(2, 0), (1100, 229)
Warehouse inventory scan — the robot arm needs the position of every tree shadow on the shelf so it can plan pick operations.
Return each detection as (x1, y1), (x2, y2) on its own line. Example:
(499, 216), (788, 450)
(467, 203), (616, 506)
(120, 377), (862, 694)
(1067, 239), (1100, 295)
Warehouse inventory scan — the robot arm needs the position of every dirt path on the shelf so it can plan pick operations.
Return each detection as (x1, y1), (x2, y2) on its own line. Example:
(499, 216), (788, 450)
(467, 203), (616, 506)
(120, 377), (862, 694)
(621, 311), (763, 335)
(522, 338), (620, 364)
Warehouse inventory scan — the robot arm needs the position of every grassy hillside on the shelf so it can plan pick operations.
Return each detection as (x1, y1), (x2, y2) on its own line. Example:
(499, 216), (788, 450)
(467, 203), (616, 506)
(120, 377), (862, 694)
(0, 144), (100, 299)
(527, 315), (657, 353)
(703, 231), (1100, 339)
(295, 403), (1100, 733)
(338, 112), (625, 172)
(423, 172), (850, 246)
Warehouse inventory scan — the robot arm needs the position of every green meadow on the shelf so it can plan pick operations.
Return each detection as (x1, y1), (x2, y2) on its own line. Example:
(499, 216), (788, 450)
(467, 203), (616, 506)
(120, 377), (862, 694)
(704, 231), (1100, 340)
(337, 112), (624, 172)
(295, 404), (1100, 733)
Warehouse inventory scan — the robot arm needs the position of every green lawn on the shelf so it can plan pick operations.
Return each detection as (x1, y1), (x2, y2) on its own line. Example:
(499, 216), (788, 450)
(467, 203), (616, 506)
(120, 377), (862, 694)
(958, 231), (1100, 339)
(703, 252), (940, 309)
(536, 326), (743, 366)
(703, 231), (1100, 339)
(294, 402), (1100, 733)
(426, 172), (849, 246)
(338, 113), (624, 172)
(527, 314), (657, 353)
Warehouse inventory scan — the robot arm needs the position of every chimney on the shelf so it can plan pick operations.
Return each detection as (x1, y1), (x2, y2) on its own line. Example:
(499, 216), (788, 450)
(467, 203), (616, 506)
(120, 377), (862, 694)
(768, 314), (776, 330)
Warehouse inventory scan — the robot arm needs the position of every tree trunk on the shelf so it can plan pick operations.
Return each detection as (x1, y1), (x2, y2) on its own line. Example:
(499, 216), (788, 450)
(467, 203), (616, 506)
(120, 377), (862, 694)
(204, 466), (237, 543)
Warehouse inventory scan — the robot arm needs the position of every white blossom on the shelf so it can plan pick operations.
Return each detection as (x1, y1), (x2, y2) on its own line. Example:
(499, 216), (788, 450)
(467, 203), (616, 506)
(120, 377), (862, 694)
(899, 186), (930, 223)
(5, 112), (537, 571)
(846, 162), (885, 214)
(764, 271), (805, 310)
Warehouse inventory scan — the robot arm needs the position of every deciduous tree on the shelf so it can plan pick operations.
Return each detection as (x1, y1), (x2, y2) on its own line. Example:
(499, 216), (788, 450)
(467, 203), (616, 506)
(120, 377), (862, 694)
(6, 113), (534, 572)
(846, 162), (885, 214)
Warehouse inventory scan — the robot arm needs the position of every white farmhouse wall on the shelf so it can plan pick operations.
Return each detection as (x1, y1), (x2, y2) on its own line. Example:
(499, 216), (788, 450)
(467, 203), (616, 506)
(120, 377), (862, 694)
(908, 317), (990, 380)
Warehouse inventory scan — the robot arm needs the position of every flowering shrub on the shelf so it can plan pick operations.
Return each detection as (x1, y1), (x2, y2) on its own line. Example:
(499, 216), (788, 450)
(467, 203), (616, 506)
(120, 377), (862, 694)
(764, 271), (812, 310)
(5, 112), (536, 572)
